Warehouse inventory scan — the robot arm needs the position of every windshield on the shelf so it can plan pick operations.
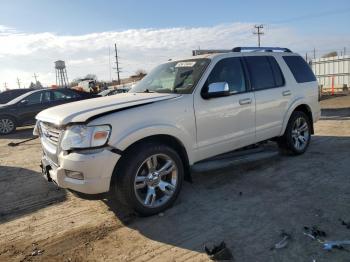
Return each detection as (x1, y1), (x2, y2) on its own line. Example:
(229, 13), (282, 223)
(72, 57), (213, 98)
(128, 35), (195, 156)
(130, 58), (210, 94)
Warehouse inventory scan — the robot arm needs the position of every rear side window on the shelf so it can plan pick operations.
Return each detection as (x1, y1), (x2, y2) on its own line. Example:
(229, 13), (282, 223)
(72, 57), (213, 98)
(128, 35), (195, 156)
(267, 57), (285, 87)
(283, 56), (316, 83)
(245, 56), (284, 90)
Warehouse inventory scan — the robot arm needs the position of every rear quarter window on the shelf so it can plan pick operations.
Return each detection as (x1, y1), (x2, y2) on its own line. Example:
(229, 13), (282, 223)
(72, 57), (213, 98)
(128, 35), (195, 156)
(283, 56), (316, 83)
(244, 56), (284, 90)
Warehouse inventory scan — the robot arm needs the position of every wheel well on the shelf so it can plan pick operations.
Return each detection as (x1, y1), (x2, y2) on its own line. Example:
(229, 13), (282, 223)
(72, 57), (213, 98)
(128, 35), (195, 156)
(113, 135), (192, 183)
(0, 114), (18, 125)
(293, 104), (314, 134)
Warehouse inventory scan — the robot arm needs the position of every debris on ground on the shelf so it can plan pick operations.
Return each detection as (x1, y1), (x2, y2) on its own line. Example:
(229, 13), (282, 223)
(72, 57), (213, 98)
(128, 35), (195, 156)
(158, 212), (164, 217)
(30, 243), (44, 256)
(323, 241), (350, 251)
(303, 226), (327, 239)
(239, 192), (243, 196)
(204, 241), (233, 261)
(339, 219), (350, 229)
(8, 137), (38, 147)
(270, 231), (291, 250)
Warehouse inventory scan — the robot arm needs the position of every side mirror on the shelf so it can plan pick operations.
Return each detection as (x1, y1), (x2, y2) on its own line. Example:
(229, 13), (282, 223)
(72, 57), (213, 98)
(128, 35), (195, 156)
(203, 82), (230, 99)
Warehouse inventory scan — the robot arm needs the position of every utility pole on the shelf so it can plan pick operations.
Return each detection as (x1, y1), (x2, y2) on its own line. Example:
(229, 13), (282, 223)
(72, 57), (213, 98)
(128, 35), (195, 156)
(313, 48), (316, 59)
(108, 47), (112, 82)
(114, 43), (121, 85)
(3, 82), (8, 90)
(344, 47), (346, 56)
(33, 73), (39, 83)
(253, 24), (264, 47)
(16, 77), (21, 89)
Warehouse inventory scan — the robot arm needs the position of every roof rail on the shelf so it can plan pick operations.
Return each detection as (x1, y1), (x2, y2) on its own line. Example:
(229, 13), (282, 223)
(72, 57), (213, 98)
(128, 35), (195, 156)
(232, 47), (292, 53)
(192, 47), (292, 56)
(192, 49), (231, 56)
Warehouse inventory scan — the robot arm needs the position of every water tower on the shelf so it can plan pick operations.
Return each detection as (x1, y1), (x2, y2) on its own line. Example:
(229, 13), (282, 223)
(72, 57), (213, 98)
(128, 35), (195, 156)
(55, 60), (69, 88)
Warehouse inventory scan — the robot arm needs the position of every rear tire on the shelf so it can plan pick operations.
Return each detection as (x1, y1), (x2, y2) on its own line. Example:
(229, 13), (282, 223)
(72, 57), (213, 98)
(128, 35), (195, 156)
(0, 116), (16, 135)
(278, 111), (311, 155)
(111, 142), (184, 216)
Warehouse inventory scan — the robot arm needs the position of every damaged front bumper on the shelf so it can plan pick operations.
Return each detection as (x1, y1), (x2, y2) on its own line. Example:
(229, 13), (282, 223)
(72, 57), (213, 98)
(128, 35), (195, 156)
(41, 149), (120, 194)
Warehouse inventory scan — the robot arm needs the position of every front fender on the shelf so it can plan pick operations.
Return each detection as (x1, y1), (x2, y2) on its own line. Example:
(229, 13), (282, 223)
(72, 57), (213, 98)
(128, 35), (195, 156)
(110, 124), (195, 164)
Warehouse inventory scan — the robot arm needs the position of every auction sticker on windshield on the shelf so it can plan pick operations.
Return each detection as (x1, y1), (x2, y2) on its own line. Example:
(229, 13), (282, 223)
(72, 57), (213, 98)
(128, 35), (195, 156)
(175, 62), (196, 68)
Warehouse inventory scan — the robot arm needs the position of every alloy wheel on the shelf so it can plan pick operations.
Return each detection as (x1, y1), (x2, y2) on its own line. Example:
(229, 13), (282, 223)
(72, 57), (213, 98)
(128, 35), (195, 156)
(0, 118), (15, 134)
(134, 153), (178, 208)
(291, 117), (309, 151)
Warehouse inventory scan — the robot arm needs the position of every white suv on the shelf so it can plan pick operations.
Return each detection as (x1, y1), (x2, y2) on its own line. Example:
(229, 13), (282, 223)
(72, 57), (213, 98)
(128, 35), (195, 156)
(35, 47), (320, 215)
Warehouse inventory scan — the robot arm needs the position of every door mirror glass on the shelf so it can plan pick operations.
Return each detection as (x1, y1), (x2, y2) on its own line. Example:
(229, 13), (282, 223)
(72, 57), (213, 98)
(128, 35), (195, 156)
(204, 82), (230, 99)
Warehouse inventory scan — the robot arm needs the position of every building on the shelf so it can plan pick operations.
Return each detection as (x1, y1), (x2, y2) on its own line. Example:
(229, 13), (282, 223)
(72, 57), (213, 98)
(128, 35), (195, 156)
(310, 55), (350, 93)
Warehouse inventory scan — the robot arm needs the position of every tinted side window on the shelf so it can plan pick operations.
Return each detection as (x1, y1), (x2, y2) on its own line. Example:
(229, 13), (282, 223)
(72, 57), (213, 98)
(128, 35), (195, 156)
(52, 90), (77, 101)
(245, 56), (275, 90)
(268, 56), (285, 87)
(25, 92), (43, 105)
(207, 57), (246, 93)
(63, 89), (79, 98)
(283, 56), (316, 83)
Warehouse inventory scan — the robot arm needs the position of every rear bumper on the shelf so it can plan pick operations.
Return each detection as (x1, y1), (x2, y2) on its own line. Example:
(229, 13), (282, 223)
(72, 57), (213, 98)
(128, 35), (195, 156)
(42, 149), (120, 194)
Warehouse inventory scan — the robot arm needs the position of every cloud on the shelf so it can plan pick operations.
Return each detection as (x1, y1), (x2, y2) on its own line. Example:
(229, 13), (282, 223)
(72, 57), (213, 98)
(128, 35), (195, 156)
(0, 23), (348, 89)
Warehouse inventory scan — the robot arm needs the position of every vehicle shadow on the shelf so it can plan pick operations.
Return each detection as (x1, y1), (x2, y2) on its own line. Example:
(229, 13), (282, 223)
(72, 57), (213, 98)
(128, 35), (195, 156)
(321, 107), (350, 120)
(102, 134), (350, 261)
(0, 166), (67, 223)
(0, 126), (34, 140)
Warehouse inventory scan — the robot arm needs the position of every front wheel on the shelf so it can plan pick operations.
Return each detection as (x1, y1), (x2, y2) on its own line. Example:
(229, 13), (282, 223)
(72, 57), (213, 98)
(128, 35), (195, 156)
(113, 143), (184, 216)
(278, 111), (311, 155)
(0, 116), (16, 135)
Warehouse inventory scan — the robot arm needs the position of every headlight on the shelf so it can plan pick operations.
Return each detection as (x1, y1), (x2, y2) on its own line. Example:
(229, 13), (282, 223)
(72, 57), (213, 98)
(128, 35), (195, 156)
(61, 125), (111, 151)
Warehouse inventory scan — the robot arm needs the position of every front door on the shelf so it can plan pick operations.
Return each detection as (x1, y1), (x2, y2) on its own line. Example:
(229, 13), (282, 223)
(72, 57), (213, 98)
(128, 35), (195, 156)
(194, 57), (256, 161)
(17, 91), (51, 124)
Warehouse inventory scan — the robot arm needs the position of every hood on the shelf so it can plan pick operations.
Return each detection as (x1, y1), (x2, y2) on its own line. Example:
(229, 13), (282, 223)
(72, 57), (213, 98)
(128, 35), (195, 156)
(36, 92), (180, 126)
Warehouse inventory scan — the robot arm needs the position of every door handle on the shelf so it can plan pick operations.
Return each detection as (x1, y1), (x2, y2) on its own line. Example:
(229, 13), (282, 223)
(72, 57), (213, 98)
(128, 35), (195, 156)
(239, 98), (252, 105)
(282, 90), (291, 96)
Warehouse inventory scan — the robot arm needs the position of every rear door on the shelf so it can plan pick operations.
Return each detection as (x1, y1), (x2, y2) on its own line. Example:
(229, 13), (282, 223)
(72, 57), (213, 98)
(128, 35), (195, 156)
(194, 56), (255, 160)
(244, 55), (292, 142)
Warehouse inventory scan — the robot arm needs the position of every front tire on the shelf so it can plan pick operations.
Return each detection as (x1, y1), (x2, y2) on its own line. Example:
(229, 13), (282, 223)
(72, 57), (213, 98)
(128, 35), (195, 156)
(0, 116), (16, 135)
(278, 111), (311, 155)
(112, 142), (184, 216)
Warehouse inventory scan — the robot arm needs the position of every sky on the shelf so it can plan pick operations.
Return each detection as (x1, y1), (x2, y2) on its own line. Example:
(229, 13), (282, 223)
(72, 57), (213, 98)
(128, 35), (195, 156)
(0, 0), (350, 89)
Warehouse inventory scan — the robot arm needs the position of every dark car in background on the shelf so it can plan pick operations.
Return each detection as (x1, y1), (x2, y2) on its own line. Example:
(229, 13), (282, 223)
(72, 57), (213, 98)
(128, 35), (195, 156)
(0, 88), (98, 135)
(0, 88), (34, 104)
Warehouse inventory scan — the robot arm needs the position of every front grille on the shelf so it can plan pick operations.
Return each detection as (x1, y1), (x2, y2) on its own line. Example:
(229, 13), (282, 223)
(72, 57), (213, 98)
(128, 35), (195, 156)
(40, 122), (61, 145)
(39, 121), (62, 165)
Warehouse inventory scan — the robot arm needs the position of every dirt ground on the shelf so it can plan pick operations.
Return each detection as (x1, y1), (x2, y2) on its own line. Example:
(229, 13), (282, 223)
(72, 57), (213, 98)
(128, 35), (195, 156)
(1, 95), (350, 262)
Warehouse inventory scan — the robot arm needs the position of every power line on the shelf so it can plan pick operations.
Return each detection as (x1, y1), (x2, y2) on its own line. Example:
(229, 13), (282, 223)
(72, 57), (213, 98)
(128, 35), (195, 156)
(253, 24), (264, 47)
(269, 7), (350, 24)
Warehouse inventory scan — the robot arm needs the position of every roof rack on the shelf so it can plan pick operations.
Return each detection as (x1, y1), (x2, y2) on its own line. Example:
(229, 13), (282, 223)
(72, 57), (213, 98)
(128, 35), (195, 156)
(232, 47), (292, 53)
(192, 46), (292, 56)
(192, 49), (231, 56)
